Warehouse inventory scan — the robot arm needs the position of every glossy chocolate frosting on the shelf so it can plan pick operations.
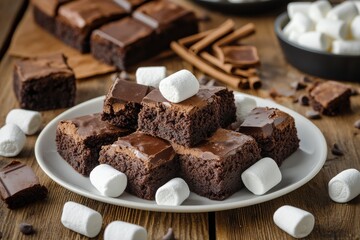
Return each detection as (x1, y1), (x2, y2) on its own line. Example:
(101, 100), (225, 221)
(309, 81), (351, 108)
(113, 0), (147, 12)
(32, 0), (72, 16)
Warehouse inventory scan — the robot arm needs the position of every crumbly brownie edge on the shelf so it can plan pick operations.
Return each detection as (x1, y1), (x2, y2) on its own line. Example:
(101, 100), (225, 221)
(216, 89), (236, 128)
(102, 102), (142, 129)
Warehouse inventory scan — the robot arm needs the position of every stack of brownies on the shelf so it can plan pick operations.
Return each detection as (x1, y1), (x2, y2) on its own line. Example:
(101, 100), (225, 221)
(56, 75), (300, 201)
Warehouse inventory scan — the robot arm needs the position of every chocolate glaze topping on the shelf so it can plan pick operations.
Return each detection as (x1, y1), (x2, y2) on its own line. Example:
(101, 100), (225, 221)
(114, 0), (147, 12)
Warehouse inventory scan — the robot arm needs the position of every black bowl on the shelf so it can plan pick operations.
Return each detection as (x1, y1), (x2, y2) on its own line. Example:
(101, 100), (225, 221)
(275, 12), (360, 82)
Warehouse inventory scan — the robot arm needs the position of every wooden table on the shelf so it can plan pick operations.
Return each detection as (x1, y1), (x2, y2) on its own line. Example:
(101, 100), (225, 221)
(1, 1), (360, 239)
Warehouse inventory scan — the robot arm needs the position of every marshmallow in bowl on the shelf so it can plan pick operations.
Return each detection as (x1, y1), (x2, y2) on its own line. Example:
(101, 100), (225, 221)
(104, 221), (147, 240)
(0, 123), (26, 157)
(155, 178), (190, 206)
(326, 1), (358, 24)
(328, 168), (360, 203)
(316, 19), (348, 40)
(6, 109), (42, 135)
(297, 31), (331, 51)
(309, 0), (332, 22)
(332, 40), (360, 55)
(283, 12), (314, 36)
(287, 2), (311, 19)
(351, 16), (360, 40)
(136, 66), (167, 88)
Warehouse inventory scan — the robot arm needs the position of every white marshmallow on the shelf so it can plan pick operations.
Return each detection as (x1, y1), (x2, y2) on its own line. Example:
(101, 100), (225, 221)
(297, 31), (331, 51)
(241, 157), (282, 195)
(332, 40), (360, 55)
(155, 178), (190, 206)
(136, 66), (167, 88)
(328, 168), (360, 203)
(61, 201), (102, 238)
(159, 69), (199, 103)
(283, 12), (314, 36)
(351, 15), (360, 40)
(316, 19), (348, 40)
(273, 205), (315, 238)
(234, 95), (257, 123)
(104, 221), (147, 240)
(309, 1), (332, 22)
(287, 2), (311, 19)
(354, 1), (360, 13)
(90, 164), (127, 197)
(288, 31), (302, 42)
(327, 1), (358, 24)
(6, 109), (42, 135)
(0, 123), (26, 157)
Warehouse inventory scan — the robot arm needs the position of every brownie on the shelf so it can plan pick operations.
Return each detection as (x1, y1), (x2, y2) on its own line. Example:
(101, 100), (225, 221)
(56, 113), (132, 175)
(173, 129), (261, 200)
(138, 88), (220, 147)
(309, 81), (352, 116)
(56, 0), (128, 52)
(114, 0), (149, 12)
(99, 132), (178, 200)
(0, 161), (48, 209)
(91, 17), (157, 70)
(238, 107), (300, 165)
(13, 53), (76, 111)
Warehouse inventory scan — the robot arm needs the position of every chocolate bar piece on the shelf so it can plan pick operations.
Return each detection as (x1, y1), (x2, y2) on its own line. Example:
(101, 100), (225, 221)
(0, 161), (48, 209)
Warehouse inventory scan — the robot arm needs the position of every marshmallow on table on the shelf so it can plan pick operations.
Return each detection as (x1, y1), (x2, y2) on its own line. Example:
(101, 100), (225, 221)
(287, 2), (311, 19)
(159, 69), (199, 103)
(136, 66), (167, 88)
(0, 123), (26, 157)
(6, 109), (42, 135)
(234, 94), (257, 123)
(61, 201), (102, 238)
(309, 0), (332, 22)
(241, 157), (282, 195)
(273, 205), (315, 238)
(326, 1), (358, 24)
(104, 221), (147, 240)
(283, 12), (314, 36)
(316, 19), (348, 40)
(351, 15), (360, 40)
(155, 178), (190, 206)
(297, 31), (331, 51)
(332, 40), (360, 55)
(328, 168), (360, 203)
(90, 164), (127, 197)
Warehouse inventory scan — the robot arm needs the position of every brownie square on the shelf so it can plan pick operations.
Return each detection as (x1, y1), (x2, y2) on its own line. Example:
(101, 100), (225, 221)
(138, 88), (220, 147)
(56, 0), (128, 53)
(0, 161), (48, 209)
(13, 53), (76, 111)
(91, 17), (157, 70)
(56, 113), (132, 175)
(99, 132), (178, 200)
(173, 129), (261, 200)
(102, 78), (153, 129)
(114, 0), (149, 12)
(309, 81), (352, 116)
(238, 107), (300, 165)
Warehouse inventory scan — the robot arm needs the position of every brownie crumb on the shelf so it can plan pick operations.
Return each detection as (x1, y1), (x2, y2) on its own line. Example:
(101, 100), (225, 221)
(306, 110), (321, 119)
(163, 228), (175, 240)
(331, 144), (344, 156)
(290, 81), (307, 90)
(19, 223), (35, 235)
(299, 95), (310, 106)
(354, 119), (360, 129)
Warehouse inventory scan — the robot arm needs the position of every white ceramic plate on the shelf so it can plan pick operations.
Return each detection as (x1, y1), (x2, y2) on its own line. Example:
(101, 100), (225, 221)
(35, 93), (327, 213)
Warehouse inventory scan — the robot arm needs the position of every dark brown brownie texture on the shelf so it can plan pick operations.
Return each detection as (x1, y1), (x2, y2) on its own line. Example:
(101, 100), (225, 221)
(91, 17), (157, 70)
(99, 132), (178, 200)
(309, 80), (352, 116)
(173, 128), (261, 200)
(102, 78), (153, 129)
(13, 53), (76, 111)
(138, 88), (220, 147)
(238, 107), (300, 166)
(56, 113), (132, 175)
(56, 0), (128, 53)
(0, 161), (48, 209)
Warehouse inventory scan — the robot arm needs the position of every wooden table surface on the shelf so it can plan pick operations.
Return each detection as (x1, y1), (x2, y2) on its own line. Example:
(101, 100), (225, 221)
(1, 0), (360, 239)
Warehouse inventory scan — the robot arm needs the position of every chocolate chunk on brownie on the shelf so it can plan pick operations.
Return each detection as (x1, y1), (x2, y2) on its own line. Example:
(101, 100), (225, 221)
(114, 0), (149, 12)
(102, 78), (153, 129)
(56, 113), (132, 175)
(99, 132), (178, 200)
(173, 129), (261, 200)
(138, 88), (220, 147)
(239, 107), (299, 165)
(0, 161), (48, 209)
(56, 0), (128, 52)
(309, 81), (352, 116)
(13, 53), (76, 110)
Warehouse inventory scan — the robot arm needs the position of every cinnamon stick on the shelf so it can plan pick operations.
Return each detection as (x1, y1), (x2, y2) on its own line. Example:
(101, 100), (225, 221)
(178, 29), (214, 46)
(249, 76), (262, 89)
(200, 52), (234, 74)
(233, 68), (258, 77)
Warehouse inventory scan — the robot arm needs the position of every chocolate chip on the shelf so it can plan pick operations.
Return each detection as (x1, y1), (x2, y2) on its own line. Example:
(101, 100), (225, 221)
(162, 228), (175, 240)
(354, 119), (360, 129)
(290, 81), (307, 90)
(306, 110), (321, 119)
(299, 95), (310, 106)
(331, 144), (344, 156)
(19, 223), (35, 235)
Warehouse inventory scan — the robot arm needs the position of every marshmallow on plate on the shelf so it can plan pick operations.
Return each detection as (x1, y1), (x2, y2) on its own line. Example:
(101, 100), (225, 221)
(328, 168), (360, 203)
(332, 40), (360, 55)
(234, 94), (257, 123)
(273, 205), (315, 238)
(316, 19), (348, 40)
(241, 157), (282, 195)
(90, 164), (127, 197)
(283, 12), (314, 36)
(309, 0), (332, 22)
(159, 69), (199, 103)
(136, 66), (167, 88)
(6, 109), (42, 135)
(155, 178), (190, 206)
(297, 31), (331, 51)
(61, 201), (103, 238)
(326, 1), (358, 24)
(287, 2), (311, 19)
(0, 123), (26, 157)
(351, 15), (360, 40)
(104, 221), (147, 240)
